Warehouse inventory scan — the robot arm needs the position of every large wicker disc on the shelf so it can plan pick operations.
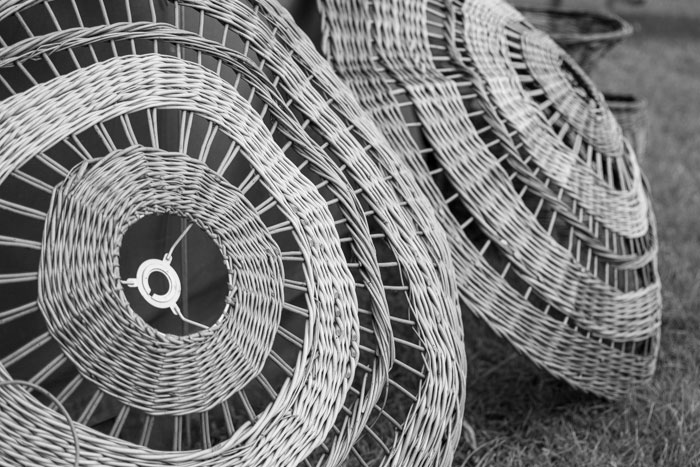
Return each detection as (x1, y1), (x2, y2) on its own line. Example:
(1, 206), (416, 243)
(319, 0), (661, 398)
(0, 1), (465, 466)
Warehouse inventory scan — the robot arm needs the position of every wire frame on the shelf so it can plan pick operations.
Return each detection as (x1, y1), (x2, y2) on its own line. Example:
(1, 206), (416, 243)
(319, 0), (661, 399)
(518, 7), (634, 71)
(606, 93), (649, 160)
(0, 1), (466, 466)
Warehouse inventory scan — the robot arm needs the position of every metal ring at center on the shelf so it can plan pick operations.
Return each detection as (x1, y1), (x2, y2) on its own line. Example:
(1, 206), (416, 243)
(134, 258), (182, 310)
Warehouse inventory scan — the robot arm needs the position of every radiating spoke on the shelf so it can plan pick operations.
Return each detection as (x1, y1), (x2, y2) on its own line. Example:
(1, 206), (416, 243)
(392, 359), (425, 379)
(0, 199), (46, 221)
(29, 354), (68, 386)
(77, 390), (104, 425)
(268, 350), (294, 377)
(255, 374), (278, 400)
(217, 141), (242, 176)
(0, 301), (39, 325)
(360, 423), (392, 455)
(54, 373), (84, 409)
(283, 302), (309, 318)
(283, 279), (307, 292)
(109, 405), (130, 438)
(268, 220), (293, 235)
(391, 336), (424, 354)
(11, 170), (54, 193)
(387, 379), (418, 406)
(173, 416), (183, 451)
(237, 391), (256, 422)
(0, 272), (39, 285)
(350, 446), (371, 467)
(200, 412), (211, 449)
(255, 196), (278, 215)
(237, 167), (261, 194)
(221, 402), (235, 437)
(1, 331), (51, 367)
(140, 415), (155, 447)
(276, 326), (304, 348)
(0, 234), (41, 250)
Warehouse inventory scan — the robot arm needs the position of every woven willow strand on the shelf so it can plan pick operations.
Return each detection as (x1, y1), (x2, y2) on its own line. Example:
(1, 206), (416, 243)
(319, 0), (661, 399)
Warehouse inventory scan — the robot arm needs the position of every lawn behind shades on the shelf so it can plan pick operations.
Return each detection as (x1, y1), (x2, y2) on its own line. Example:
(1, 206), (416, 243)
(455, 1), (700, 466)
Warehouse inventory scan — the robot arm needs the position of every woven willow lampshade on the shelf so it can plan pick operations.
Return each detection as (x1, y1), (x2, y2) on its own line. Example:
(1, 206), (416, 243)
(0, 1), (466, 465)
(518, 7), (633, 71)
(320, 0), (661, 398)
(606, 93), (649, 160)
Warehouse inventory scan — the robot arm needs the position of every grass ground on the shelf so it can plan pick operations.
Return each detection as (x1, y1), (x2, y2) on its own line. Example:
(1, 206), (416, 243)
(454, 1), (700, 466)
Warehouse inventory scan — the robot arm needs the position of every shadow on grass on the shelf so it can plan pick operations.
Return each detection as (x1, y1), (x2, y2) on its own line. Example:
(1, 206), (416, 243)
(461, 309), (602, 428)
(455, 305), (700, 467)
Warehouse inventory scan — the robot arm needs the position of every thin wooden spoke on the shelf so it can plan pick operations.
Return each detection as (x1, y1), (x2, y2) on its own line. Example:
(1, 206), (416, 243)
(0, 302), (39, 325)
(1, 331), (51, 367)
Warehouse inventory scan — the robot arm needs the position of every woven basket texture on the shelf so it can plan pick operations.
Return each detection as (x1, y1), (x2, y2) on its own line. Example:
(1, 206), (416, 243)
(319, 0), (661, 399)
(517, 7), (633, 71)
(0, 1), (466, 466)
(606, 93), (649, 160)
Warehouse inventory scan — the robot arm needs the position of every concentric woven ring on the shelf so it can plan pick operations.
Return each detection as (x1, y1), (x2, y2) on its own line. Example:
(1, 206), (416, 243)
(40, 146), (284, 416)
(0, 53), (359, 466)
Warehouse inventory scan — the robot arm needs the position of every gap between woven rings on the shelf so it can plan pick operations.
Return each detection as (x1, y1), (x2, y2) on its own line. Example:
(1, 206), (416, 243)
(120, 214), (229, 336)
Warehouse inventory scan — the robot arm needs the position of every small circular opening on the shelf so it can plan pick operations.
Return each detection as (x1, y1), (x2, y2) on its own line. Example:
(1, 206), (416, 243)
(119, 214), (229, 336)
(148, 270), (171, 296)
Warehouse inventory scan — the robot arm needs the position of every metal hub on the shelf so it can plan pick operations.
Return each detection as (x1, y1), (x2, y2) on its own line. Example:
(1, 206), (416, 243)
(123, 252), (207, 330)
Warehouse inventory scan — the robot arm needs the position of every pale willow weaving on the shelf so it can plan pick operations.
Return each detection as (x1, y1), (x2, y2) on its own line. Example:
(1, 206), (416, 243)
(320, 0), (661, 398)
(518, 7), (633, 71)
(0, 1), (466, 466)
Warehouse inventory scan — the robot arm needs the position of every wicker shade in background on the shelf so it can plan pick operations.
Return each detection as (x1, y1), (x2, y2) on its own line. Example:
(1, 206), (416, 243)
(0, 1), (466, 466)
(606, 93), (650, 160)
(518, 7), (634, 71)
(320, 0), (661, 399)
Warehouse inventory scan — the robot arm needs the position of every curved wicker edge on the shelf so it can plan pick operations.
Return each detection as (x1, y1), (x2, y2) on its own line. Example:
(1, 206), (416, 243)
(519, 7), (634, 43)
(318, 0), (661, 399)
(518, 7), (634, 70)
